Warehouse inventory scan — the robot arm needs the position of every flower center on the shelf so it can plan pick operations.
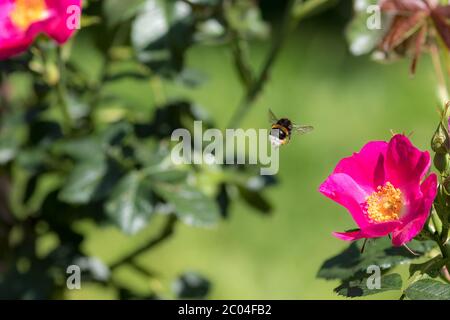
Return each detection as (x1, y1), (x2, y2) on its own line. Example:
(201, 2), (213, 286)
(366, 182), (403, 223)
(10, 0), (48, 31)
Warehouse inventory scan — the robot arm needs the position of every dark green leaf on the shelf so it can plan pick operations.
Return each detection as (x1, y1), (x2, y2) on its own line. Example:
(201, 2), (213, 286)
(105, 172), (154, 234)
(16, 147), (49, 173)
(0, 111), (25, 164)
(103, 0), (146, 27)
(0, 257), (55, 299)
(135, 100), (213, 139)
(101, 121), (134, 147)
(58, 160), (107, 204)
(131, 0), (196, 76)
(28, 120), (63, 145)
(237, 185), (272, 214)
(146, 168), (188, 183)
(52, 137), (103, 162)
(317, 238), (435, 280)
(172, 272), (210, 299)
(153, 183), (220, 227)
(335, 273), (402, 298)
(405, 279), (450, 300)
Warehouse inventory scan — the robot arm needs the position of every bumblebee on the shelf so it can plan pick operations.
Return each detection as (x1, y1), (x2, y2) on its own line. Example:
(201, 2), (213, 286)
(269, 109), (313, 147)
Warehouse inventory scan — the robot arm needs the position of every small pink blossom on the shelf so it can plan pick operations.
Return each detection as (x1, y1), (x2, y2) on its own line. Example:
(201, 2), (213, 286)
(319, 134), (437, 246)
(0, 0), (82, 60)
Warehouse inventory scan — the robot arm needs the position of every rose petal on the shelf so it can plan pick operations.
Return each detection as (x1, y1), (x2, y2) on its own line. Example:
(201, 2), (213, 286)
(332, 230), (367, 242)
(43, 0), (81, 44)
(319, 173), (370, 229)
(333, 141), (387, 193)
(392, 174), (437, 246)
(385, 134), (431, 191)
(333, 220), (401, 242)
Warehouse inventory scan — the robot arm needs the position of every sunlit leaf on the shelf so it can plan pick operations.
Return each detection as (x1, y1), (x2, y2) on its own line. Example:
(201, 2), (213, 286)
(131, 0), (194, 76)
(405, 279), (450, 300)
(0, 111), (25, 164)
(105, 171), (154, 234)
(335, 273), (402, 297)
(103, 0), (146, 27)
(172, 271), (211, 299)
(153, 183), (221, 227)
(58, 160), (109, 204)
(317, 238), (435, 280)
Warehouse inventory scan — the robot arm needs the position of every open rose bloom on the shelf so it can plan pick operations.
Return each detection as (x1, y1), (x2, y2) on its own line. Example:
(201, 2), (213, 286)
(319, 135), (437, 247)
(0, 0), (81, 60)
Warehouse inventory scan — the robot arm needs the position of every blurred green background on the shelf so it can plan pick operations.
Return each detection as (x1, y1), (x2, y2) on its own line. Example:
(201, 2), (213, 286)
(63, 11), (439, 299)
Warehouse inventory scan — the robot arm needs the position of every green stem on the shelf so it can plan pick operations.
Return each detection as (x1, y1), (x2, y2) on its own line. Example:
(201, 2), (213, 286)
(430, 42), (449, 106)
(230, 29), (254, 90)
(227, 0), (296, 128)
(56, 47), (73, 133)
(109, 215), (177, 270)
(431, 205), (450, 270)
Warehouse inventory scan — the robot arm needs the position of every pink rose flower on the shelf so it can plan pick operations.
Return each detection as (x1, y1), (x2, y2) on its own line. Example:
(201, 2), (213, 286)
(0, 0), (81, 60)
(319, 134), (437, 246)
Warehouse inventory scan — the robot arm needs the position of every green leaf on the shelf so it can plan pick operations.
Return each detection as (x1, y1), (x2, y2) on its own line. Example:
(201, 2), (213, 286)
(345, 0), (390, 55)
(224, 0), (269, 39)
(237, 185), (272, 214)
(293, 0), (339, 20)
(153, 183), (220, 227)
(105, 172), (154, 234)
(101, 121), (133, 147)
(58, 160), (107, 204)
(335, 273), (403, 298)
(131, 0), (195, 76)
(172, 272), (210, 299)
(146, 168), (188, 183)
(405, 279), (450, 300)
(52, 137), (104, 162)
(103, 0), (146, 27)
(409, 256), (449, 279)
(317, 238), (435, 280)
(0, 111), (25, 164)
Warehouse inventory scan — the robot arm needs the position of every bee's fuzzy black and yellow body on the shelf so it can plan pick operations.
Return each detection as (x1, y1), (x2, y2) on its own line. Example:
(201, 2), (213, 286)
(268, 109), (313, 147)
(271, 118), (293, 145)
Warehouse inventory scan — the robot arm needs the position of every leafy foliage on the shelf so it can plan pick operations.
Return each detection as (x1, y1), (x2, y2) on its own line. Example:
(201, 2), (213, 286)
(334, 273), (402, 298)
(405, 279), (450, 300)
(172, 271), (211, 299)
(317, 238), (435, 280)
(317, 237), (438, 299)
(0, 0), (279, 299)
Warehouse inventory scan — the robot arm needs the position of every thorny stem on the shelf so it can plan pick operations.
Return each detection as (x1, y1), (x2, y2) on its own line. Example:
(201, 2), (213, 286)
(109, 215), (177, 270)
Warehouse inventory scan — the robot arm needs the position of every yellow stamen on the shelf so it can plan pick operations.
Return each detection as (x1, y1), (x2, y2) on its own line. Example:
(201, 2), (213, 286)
(10, 0), (48, 31)
(366, 182), (403, 223)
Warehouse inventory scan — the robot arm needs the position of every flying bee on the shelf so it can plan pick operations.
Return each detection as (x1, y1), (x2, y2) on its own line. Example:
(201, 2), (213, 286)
(268, 109), (313, 147)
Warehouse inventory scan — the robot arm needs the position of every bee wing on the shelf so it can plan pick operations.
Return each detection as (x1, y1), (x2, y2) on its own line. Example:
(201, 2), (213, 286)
(292, 124), (314, 135)
(268, 108), (279, 123)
